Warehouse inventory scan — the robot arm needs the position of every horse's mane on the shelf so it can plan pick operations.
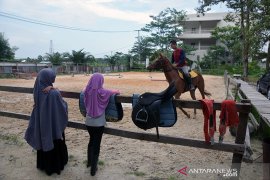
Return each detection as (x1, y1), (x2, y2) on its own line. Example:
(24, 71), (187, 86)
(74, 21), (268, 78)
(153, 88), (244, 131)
(161, 56), (178, 71)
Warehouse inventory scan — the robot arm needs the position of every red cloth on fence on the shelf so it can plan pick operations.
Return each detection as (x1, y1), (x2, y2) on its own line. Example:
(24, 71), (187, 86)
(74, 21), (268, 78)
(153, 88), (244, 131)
(200, 99), (216, 143)
(218, 100), (239, 140)
(219, 100), (239, 127)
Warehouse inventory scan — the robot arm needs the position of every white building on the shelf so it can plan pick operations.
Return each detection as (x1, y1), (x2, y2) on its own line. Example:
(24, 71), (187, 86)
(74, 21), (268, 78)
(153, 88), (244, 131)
(179, 12), (234, 62)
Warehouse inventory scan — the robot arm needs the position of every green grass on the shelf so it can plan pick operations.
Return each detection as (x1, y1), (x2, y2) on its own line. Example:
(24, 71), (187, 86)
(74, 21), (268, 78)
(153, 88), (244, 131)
(125, 171), (146, 177)
(0, 134), (24, 146)
(0, 74), (15, 78)
(98, 160), (105, 166)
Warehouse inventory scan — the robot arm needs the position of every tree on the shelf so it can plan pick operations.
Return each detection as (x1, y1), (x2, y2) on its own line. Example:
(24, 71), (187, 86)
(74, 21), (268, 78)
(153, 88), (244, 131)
(37, 55), (43, 63)
(64, 49), (95, 64)
(0, 33), (18, 61)
(45, 52), (63, 65)
(200, 45), (227, 69)
(197, 0), (253, 77)
(251, 0), (270, 71)
(197, 0), (270, 76)
(130, 37), (155, 62)
(141, 8), (186, 51)
(211, 26), (242, 64)
(103, 52), (130, 71)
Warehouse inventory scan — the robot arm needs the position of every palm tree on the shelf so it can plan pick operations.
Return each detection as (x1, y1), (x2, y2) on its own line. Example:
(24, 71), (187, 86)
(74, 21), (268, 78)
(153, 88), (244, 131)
(65, 49), (95, 64)
(45, 52), (63, 65)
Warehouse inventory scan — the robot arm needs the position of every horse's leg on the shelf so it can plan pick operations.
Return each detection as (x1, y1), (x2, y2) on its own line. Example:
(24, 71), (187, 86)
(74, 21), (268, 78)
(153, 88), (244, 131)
(174, 93), (190, 119)
(190, 90), (197, 115)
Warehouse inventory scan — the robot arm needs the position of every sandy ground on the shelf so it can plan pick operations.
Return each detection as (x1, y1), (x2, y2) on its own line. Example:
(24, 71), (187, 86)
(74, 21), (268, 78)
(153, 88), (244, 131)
(0, 72), (265, 180)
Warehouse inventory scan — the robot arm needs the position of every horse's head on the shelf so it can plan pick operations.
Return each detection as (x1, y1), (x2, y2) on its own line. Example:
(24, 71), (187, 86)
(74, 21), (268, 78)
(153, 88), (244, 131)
(147, 54), (169, 71)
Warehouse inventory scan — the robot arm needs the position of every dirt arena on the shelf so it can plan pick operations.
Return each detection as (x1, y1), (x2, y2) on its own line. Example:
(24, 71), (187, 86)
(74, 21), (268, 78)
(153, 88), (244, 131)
(0, 72), (264, 179)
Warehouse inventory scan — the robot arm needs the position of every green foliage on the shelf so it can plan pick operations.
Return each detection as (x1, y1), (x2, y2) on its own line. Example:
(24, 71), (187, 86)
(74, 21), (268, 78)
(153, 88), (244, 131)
(196, 0), (270, 76)
(129, 36), (155, 62)
(45, 52), (63, 65)
(0, 33), (17, 61)
(141, 8), (186, 51)
(63, 49), (95, 64)
(104, 52), (130, 70)
(211, 26), (242, 64)
(248, 61), (263, 77)
(200, 45), (227, 69)
(0, 73), (15, 78)
(149, 49), (169, 62)
(201, 61), (263, 79)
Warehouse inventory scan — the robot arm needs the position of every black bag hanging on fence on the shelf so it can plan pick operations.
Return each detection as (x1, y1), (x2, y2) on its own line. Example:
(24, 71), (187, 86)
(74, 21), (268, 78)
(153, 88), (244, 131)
(131, 82), (177, 138)
(79, 92), (123, 122)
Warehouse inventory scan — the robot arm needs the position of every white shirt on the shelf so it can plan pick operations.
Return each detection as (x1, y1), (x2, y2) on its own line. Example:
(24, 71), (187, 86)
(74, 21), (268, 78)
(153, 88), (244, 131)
(85, 113), (106, 127)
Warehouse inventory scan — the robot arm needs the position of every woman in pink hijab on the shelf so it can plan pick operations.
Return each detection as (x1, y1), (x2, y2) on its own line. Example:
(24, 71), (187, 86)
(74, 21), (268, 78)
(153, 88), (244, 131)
(84, 73), (119, 176)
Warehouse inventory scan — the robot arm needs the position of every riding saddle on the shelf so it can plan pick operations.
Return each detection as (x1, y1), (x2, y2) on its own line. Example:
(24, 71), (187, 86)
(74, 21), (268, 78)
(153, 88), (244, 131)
(131, 82), (178, 138)
(178, 70), (198, 79)
(79, 92), (123, 122)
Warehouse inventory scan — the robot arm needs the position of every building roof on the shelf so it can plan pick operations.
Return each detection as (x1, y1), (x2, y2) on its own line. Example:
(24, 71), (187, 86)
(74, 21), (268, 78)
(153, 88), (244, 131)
(184, 12), (228, 21)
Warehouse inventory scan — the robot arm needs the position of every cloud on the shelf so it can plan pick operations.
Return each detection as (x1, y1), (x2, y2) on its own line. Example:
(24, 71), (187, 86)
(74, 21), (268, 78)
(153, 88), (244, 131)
(83, 1), (152, 23)
(38, 0), (152, 24)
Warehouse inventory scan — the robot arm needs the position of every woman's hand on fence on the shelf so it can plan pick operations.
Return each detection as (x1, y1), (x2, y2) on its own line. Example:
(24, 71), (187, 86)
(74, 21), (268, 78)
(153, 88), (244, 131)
(42, 86), (54, 93)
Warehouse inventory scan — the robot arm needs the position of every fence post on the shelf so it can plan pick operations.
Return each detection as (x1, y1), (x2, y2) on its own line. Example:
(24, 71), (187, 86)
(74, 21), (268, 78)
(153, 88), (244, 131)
(234, 83), (241, 101)
(231, 99), (251, 179)
(226, 77), (230, 99)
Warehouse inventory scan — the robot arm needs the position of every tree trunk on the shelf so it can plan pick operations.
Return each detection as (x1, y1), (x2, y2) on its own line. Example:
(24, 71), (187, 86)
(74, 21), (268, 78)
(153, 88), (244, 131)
(240, 1), (248, 78)
(242, 0), (252, 78)
(267, 41), (270, 72)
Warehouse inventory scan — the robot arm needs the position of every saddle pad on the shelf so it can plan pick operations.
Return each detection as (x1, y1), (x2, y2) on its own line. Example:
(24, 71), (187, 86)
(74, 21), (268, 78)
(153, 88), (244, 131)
(79, 92), (123, 122)
(105, 94), (124, 122)
(178, 70), (198, 79)
(132, 94), (177, 127)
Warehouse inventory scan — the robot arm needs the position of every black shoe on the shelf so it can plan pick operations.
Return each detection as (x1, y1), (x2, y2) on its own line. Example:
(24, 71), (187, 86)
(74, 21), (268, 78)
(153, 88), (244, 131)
(91, 166), (98, 176)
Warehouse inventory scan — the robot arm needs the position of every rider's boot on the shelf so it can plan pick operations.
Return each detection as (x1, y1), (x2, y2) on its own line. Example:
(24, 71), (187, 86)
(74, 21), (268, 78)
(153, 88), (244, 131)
(185, 74), (195, 91)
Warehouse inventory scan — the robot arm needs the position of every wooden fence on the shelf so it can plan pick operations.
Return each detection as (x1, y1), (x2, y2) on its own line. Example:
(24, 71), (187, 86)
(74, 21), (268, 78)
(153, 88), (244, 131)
(0, 85), (252, 179)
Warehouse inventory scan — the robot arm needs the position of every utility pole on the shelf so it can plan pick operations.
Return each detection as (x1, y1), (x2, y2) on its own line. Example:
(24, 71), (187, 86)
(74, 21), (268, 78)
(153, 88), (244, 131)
(135, 30), (141, 62)
(49, 40), (53, 54)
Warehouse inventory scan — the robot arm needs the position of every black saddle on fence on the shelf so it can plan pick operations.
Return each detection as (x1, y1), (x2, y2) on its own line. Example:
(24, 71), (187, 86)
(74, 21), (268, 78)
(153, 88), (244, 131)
(131, 82), (177, 138)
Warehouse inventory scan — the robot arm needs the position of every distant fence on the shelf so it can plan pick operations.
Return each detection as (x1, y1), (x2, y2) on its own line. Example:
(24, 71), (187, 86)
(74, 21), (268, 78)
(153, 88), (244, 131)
(0, 62), (128, 75)
(0, 85), (252, 179)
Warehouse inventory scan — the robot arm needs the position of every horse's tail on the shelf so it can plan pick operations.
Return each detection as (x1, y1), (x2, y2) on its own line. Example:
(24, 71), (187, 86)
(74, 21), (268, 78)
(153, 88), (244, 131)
(194, 70), (211, 97)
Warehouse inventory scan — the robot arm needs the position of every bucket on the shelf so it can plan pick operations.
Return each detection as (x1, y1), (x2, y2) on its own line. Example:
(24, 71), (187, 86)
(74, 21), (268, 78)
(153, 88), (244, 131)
(263, 138), (270, 179)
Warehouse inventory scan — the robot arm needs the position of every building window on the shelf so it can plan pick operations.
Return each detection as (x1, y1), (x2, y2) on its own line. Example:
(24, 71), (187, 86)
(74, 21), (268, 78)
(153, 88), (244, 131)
(191, 28), (196, 33)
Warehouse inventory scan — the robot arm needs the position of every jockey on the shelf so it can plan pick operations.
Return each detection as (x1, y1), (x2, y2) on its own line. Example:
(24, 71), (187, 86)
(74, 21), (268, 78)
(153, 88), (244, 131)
(170, 40), (195, 90)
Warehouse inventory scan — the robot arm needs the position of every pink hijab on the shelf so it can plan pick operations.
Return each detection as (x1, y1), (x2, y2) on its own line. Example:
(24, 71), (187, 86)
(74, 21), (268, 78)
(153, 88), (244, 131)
(84, 73), (118, 118)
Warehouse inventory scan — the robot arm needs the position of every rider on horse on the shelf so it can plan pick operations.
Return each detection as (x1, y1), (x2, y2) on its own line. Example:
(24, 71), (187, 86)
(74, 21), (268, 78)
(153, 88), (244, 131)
(170, 40), (195, 90)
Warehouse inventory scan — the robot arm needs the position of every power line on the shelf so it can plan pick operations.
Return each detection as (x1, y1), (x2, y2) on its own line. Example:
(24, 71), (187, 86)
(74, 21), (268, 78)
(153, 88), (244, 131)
(0, 11), (135, 33)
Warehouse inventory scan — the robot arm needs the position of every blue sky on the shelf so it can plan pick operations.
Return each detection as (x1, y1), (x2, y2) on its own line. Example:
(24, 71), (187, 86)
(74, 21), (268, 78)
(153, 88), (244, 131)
(0, 0), (228, 59)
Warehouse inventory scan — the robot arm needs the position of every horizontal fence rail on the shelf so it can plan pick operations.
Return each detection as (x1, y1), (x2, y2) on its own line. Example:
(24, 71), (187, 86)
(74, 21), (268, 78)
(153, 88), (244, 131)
(0, 85), (250, 155)
(0, 86), (251, 113)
